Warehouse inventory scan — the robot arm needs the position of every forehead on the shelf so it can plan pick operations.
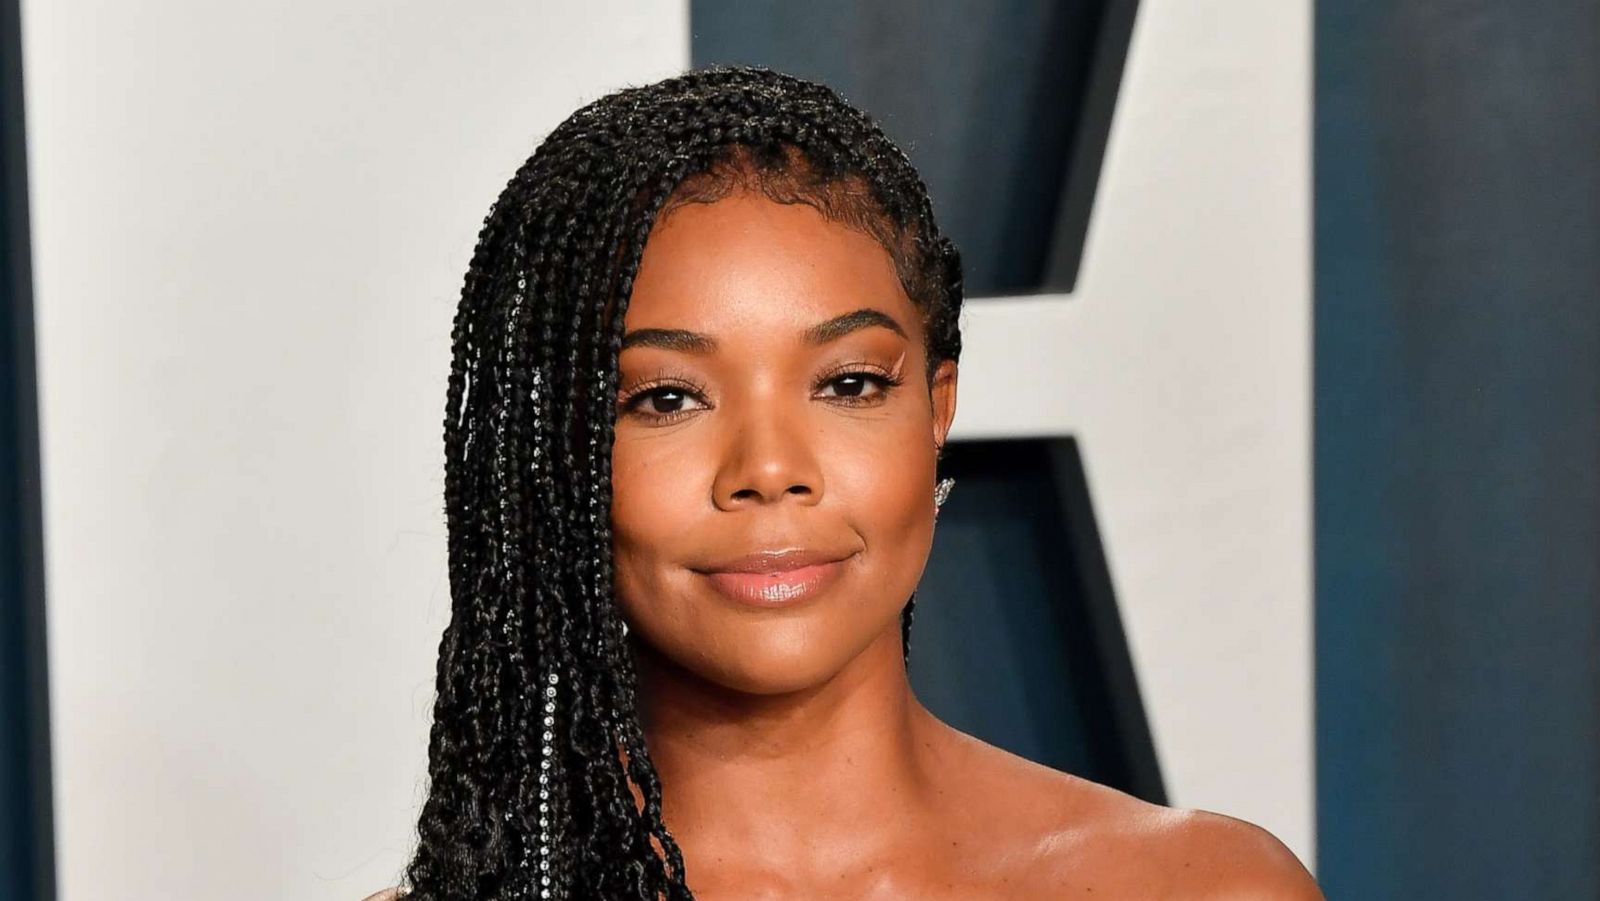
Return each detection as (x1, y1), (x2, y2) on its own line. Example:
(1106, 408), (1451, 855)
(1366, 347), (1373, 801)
(624, 190), (917, 338)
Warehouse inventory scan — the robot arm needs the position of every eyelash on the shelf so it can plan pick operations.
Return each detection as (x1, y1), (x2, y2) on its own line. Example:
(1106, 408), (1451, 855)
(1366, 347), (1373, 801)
(617, 364), (906, 425)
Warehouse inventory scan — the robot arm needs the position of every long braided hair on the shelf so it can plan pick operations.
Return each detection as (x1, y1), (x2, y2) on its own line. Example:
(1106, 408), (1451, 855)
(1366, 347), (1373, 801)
(400, 64), (964, 900)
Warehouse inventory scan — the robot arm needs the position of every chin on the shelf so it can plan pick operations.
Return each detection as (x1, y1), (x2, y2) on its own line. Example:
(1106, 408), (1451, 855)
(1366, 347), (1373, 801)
(703, 632), (859, 697)
(642, 619), (865, 698)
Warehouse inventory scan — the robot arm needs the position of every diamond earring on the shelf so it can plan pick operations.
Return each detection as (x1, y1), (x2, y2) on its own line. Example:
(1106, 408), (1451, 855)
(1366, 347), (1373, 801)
(933, 477), (955, 515)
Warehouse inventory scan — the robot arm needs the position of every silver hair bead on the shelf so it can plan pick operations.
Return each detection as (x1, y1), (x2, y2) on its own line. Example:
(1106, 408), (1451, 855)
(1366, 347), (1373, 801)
(530, 369), (543, 460)
(523, 361), (550, 901)
(535, 668), (558, 900)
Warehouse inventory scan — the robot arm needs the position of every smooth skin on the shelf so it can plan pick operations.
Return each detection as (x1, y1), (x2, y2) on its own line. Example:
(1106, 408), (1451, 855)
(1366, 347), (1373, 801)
(367, 190), (1324, 900)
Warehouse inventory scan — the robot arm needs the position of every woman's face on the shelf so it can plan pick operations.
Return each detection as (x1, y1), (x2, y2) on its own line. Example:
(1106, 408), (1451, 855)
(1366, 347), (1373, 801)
(610, 188), (957, 696)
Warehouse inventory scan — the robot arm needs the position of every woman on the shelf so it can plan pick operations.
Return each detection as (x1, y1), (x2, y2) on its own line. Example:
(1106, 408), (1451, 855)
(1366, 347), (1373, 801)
(368, 65), (1324, 900)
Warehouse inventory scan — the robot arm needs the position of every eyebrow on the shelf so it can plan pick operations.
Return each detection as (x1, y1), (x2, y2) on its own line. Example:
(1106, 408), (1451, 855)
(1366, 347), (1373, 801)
(620, 307), (909, 355)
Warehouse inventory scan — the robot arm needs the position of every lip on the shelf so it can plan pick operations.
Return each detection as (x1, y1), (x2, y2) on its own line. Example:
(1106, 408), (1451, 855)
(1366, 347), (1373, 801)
(694, 548), (856, 608)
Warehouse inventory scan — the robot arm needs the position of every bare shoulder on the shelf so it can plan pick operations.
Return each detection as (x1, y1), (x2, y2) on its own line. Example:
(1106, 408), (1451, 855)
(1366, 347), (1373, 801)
(358, 888), (403, 901)
(1034, 779), (1326, 899)
(1149, 806), (1326, 899)
(926, 719), (1324, 898)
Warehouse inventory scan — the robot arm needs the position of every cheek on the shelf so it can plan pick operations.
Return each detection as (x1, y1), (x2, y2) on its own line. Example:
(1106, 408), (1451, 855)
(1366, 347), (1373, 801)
(826, 416), (937, 577)
(609, 439), (701, 612)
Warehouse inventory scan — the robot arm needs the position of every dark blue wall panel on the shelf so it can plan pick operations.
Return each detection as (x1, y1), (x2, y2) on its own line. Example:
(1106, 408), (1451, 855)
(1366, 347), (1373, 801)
(1316, 3), (1600, 898)
(691, 0), (1136, 296)
(912, 439), (1164, 803)
(1, 0), (56, 897)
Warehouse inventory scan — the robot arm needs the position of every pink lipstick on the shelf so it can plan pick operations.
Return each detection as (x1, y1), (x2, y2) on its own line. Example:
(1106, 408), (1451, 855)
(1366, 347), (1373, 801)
(696, 548), (855, 608)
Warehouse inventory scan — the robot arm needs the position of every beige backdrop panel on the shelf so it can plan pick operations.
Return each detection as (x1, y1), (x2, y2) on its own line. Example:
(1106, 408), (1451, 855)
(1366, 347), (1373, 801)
(23, 2), (688, 898)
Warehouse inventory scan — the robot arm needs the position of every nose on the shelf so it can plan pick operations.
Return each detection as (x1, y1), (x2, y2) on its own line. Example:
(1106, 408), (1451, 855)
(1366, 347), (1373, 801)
(711, 400), (824, 511)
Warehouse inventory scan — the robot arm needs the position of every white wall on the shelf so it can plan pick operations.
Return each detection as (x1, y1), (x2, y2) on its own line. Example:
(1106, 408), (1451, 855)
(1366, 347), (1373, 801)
(953, 0), (1314, 863)
(23, 1), (1310, 897)
(23, 3), (688, 898)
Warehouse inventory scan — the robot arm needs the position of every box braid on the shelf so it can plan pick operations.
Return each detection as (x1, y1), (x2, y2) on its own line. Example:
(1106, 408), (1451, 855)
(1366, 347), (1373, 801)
(399, 64), (964, 901)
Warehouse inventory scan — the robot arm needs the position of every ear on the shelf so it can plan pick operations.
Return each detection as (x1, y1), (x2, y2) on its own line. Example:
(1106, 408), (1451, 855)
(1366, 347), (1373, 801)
(929, 358), (958, 452)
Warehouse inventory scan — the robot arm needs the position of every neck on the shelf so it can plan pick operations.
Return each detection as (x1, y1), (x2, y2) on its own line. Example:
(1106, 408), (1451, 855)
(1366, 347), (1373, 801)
(629, 624), (943, 868)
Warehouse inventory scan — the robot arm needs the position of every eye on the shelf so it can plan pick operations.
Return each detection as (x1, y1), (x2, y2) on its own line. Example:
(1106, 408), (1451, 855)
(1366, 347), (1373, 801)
(618, 381), (710, 424)
(815, 367), (905, 405)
